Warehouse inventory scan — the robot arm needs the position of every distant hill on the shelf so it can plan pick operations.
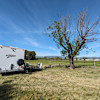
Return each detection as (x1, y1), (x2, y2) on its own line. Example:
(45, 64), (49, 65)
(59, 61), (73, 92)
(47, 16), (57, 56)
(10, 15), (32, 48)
(36, 56), (100, 59)
(77, 57), (100, 59)
(36, 56), (64, 59)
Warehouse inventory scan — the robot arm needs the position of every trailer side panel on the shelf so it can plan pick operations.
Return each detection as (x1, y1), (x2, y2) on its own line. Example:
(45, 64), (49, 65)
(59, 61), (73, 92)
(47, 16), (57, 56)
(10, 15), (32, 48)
(0, 46), (24, 73)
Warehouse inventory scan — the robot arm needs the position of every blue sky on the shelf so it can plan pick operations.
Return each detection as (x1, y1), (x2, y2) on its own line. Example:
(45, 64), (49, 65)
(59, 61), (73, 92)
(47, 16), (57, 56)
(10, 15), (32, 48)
(0, 0), (100, 57)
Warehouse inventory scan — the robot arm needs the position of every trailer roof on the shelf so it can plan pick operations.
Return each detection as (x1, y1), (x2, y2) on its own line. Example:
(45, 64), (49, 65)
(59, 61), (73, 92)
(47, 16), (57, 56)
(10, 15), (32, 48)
(0, 45), (24, 50)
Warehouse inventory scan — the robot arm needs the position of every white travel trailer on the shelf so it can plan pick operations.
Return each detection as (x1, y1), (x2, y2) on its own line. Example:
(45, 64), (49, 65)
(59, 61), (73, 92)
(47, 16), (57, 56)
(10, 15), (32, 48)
(0, 45), (25, 73)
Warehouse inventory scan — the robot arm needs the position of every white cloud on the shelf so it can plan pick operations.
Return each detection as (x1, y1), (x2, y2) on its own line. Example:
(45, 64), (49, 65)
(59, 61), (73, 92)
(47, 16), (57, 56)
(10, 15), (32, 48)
(24, 37), (39, 47)
(91, 44), (100, 49)
(36, 51), (61, 56)
(48, 47), (57, 51)
(0, 11), (44, 35)
(23, 37), (58, 51)
(81, 43), (100, 52)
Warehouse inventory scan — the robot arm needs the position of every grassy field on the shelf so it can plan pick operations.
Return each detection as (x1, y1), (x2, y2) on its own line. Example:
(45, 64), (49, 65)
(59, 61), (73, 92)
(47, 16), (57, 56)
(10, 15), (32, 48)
(25, 59), (100, 68)
(0, 60), (100, 100)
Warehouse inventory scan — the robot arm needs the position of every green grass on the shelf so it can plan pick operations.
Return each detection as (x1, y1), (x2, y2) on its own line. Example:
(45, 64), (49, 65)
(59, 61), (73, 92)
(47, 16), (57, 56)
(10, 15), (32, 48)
(0, 60), (100, 100)
(25, 59), (100, 68)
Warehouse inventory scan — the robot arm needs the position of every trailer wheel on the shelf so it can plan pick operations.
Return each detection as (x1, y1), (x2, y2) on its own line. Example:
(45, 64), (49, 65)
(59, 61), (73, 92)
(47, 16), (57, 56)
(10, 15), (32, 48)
(17, 59), (24, 66)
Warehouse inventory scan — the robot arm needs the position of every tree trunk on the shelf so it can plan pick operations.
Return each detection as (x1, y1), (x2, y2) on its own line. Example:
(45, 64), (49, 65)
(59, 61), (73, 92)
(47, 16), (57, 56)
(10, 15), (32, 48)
(69, 57), (75, 69)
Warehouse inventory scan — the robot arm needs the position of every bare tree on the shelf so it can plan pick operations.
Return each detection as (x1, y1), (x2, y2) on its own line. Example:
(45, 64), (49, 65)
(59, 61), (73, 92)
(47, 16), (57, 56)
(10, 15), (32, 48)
(48, 9), (100, 69)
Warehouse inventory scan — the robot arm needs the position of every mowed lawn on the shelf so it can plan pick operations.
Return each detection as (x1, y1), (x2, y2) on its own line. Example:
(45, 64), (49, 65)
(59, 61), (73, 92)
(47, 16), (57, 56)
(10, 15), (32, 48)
(0, 60), (100, 100)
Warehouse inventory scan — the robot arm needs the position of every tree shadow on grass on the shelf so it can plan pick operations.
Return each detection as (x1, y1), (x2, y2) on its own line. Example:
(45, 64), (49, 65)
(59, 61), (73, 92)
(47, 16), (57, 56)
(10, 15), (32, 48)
(74, 65), (86, 68)
(65, 65), (87, 69)
(28, 68), (43, 72)
(0, 80), (17, 100)
(1, 71), (24, 76)
(2, 69), (43, 76)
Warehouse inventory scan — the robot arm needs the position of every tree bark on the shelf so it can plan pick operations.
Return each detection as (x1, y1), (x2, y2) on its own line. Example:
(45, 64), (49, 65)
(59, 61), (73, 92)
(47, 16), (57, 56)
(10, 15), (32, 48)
(69, 57), (75, 69)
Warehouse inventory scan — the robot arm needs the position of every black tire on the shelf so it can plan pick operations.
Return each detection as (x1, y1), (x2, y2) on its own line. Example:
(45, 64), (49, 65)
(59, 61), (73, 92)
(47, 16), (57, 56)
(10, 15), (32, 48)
(1, 73), (5, 76)
(17, 59), (24, 66)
